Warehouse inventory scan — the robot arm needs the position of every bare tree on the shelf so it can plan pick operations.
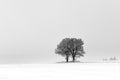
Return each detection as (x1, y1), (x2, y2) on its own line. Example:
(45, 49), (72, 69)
(55, 38), (71, 62)
(55, 38), (85, 62)
(67, 38), (85, 62)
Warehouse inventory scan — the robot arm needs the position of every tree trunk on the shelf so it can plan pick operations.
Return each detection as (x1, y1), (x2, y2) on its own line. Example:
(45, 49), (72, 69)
(72, 55), (75, 62)
(66, 56), (69, 62)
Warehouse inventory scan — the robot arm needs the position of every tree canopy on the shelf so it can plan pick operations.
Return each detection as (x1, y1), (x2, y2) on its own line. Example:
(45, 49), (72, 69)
(55, 38), (85, 62)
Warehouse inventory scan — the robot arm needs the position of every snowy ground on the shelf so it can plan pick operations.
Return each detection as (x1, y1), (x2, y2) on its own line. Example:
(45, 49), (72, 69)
(0, 63), (119, 80)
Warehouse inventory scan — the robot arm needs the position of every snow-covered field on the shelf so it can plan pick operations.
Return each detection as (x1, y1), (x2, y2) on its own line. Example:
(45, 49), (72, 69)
(0, 63), (119, 80)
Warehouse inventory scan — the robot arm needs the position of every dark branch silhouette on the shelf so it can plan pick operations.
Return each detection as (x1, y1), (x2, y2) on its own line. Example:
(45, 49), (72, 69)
(55, 38), (85, 62)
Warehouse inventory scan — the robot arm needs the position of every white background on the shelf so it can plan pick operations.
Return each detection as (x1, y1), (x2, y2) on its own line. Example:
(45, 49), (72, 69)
(0, 0), (120, 63)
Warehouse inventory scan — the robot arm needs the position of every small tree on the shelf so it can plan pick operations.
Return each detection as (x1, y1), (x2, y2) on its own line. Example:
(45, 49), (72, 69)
(55, 38), (71, 62)
(55, 38), (85, 62)
(67, 38), (85, 62)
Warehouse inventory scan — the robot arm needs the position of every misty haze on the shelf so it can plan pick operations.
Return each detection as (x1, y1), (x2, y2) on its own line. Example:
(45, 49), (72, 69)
(0, 0), (120, 63)
(0, 0), (120, 80)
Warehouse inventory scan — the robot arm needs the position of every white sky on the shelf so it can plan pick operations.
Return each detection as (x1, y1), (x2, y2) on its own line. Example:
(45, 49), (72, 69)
(0, 0), (120, 63)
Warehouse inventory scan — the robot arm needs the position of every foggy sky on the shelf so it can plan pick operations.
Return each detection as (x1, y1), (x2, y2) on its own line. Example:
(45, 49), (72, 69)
(0, 0), (120, 63)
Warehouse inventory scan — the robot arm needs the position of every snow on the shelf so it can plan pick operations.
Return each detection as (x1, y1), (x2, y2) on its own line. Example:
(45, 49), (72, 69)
(0, 63), (119, 80)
